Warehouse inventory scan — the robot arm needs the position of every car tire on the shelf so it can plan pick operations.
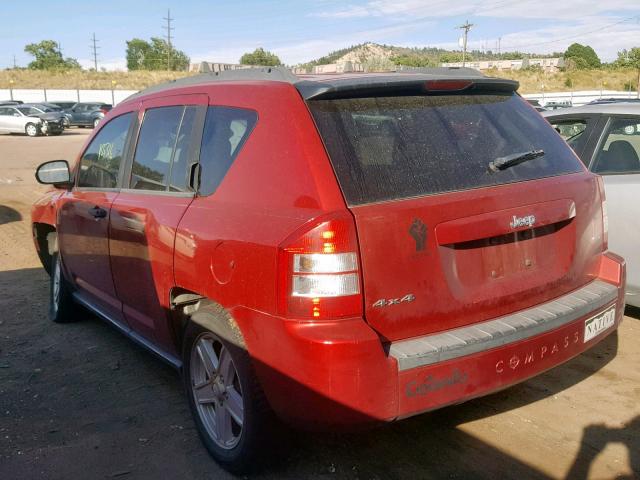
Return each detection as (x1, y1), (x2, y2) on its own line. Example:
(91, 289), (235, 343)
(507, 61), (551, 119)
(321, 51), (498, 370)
(25, 123), (38, 137)
(183, 305), (272, 473)
(49, 251), (77, 323)
(93, 118), (100, 128)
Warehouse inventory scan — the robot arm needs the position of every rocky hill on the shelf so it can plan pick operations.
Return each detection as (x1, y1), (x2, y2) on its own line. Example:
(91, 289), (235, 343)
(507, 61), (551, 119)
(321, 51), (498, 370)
(300, 42), (560, 69)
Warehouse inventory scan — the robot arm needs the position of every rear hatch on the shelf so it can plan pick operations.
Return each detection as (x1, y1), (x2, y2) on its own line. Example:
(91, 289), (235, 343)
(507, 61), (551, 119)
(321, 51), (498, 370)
(307, 80), (605, 341)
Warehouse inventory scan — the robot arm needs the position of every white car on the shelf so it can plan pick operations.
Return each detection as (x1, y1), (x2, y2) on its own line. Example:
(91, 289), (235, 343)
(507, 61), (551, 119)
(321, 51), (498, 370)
(0, 105), (43, 136)
(544, 103), (640, 307)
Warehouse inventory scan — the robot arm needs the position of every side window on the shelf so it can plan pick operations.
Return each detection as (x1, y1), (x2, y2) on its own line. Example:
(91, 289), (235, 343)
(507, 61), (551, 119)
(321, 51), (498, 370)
(130, 106), (184, 191)
(592, 118), (640, 175)
(0, 107), (9, 116)
(129, 105), (199, 193)
(78, 112), (133, 188)
(198, 107), (257, 196)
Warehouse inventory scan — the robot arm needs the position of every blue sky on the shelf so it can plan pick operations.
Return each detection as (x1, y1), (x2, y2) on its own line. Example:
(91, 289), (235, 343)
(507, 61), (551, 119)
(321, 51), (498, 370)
(2, 0), (639, 70)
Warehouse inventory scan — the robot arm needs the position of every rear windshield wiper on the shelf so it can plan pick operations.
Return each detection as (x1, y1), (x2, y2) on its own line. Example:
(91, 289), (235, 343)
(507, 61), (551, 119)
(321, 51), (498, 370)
(488, 149), (545, 172)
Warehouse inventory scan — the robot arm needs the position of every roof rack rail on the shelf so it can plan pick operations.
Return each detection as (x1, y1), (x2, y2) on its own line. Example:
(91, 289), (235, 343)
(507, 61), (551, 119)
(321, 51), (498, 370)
(125, 66), (299, 101)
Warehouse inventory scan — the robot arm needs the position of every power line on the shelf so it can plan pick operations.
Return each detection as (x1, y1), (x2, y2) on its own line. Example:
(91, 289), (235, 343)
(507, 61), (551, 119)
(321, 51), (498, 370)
(457, 20), (474, 67)
(90, 33), (100, 71)
(163, 8), (174, 70)
(501, 14), (640, 51)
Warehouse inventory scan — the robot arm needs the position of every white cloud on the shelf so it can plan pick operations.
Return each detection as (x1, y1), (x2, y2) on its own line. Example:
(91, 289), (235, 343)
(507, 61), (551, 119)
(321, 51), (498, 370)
(78, 57), (127, 71)
(314, 0), (640, 20)
(191, 20), (434, 65)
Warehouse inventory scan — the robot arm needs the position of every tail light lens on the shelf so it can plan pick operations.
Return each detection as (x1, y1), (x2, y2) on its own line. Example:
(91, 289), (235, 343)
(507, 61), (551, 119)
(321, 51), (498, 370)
(597, 176), (608, 249)
(278, 213), (362, 320)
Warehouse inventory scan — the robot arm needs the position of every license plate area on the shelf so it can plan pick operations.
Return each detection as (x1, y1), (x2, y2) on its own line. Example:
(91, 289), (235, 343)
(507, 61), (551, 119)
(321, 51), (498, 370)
(583, 306), (616, 343)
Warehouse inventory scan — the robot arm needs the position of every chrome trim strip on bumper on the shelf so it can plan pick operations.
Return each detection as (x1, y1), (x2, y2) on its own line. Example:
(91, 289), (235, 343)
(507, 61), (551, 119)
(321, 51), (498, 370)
(390, 280), (618, 372)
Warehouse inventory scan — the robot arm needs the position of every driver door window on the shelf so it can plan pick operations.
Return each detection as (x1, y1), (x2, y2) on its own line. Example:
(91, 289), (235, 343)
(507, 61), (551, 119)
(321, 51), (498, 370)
(77, 112), (133, 188)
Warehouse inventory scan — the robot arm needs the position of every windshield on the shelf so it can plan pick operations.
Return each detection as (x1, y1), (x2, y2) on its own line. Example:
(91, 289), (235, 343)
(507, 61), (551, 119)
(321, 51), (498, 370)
(308, 93), (584, 205)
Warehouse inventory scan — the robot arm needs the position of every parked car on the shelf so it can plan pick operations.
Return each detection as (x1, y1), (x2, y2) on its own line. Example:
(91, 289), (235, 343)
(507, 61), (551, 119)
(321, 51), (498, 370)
(32, 68), (625, 472)
(544, 103), (639, 307)
(49, 101), (77, 110)
(544, 101), (573, 110)
(63, 102), (112, 128)
(0, 105), (44, 136)
(588, 98), (640, 105)
(16, 104), (66, 135)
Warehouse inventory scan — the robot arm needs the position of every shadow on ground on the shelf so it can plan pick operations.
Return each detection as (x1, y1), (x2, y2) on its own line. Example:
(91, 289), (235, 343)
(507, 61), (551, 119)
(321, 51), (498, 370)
(0, 267), (635, 480)
(0, 205), (22, 225)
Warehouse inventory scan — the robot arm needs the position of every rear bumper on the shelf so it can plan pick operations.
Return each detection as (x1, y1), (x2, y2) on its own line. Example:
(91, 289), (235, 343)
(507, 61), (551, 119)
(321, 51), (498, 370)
(238, 253), (626, 428)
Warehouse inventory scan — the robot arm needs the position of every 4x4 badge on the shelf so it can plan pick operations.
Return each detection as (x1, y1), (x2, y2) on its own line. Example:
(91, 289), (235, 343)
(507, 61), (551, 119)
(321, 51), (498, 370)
(373, 294), (416, 308)
(409, 218), (427, 251)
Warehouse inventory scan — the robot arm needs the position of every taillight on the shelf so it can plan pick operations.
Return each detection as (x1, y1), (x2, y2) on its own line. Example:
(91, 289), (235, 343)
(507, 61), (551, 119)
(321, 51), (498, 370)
(100, 108), (108, 115)
(278, 212), (362, 320)
(597, 176), (608, 250)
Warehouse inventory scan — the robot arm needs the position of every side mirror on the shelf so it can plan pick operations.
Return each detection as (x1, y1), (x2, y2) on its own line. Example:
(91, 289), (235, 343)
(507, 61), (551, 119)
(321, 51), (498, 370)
(35, 160), (72, 188)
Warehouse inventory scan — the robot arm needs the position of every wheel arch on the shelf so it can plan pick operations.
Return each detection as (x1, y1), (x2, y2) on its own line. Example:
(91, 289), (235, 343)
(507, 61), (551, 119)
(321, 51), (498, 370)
(33, 222), (57, 275)
(169, 288), (247, 355)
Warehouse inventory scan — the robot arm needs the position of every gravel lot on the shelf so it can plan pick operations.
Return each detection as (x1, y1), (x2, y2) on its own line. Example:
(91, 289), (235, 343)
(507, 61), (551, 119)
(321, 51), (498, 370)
(0, 130), (638, 480)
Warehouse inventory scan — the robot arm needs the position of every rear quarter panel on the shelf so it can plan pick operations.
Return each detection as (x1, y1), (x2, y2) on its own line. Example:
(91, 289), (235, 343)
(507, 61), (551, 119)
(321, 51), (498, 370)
(173, 82), (347, 314)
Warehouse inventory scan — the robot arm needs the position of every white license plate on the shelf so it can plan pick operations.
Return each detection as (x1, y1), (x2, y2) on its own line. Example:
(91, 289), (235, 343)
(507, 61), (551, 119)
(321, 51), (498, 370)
(584, 307), (616, 343)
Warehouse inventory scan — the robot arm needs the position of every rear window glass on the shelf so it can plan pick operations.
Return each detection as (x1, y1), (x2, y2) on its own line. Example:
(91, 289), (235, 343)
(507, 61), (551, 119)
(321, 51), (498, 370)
(309, 93), (583, 205)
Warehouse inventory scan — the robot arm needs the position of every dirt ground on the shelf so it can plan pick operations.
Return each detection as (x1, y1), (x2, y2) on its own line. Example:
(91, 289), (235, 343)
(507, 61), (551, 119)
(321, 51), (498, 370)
(0, 129), (638, 480)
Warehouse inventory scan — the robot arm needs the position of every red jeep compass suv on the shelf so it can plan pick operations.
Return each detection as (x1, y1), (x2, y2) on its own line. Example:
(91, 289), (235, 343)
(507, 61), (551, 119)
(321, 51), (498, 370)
(32, 67), (625, 471)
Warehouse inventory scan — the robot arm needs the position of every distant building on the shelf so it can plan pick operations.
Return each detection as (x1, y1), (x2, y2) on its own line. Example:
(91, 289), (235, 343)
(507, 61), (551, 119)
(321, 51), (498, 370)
(293, 61), (365, 75)
(441, 57), (564, 72)
(189, 62), (253, 73)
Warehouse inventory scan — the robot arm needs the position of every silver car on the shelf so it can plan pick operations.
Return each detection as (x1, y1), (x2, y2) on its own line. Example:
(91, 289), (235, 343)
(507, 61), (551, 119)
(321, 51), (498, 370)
(0, 105), (43, 136)
(544, 103), (640, 307)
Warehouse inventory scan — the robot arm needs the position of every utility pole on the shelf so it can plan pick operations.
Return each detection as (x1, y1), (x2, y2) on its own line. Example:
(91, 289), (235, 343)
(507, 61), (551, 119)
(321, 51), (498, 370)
(457, 20), (474, 67)
(12, 54), (17, 69)
(498, 37), (501, 56)
(163, 9), (174, 70)
(90, 33), (99, 71)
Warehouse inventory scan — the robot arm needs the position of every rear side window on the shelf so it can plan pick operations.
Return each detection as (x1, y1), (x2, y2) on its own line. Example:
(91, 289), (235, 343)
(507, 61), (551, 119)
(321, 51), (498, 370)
(198, 107), (257, 196)
(592, 117), (640, 174)
(78, 112), (133, 188)
(309, 93), (583, 205)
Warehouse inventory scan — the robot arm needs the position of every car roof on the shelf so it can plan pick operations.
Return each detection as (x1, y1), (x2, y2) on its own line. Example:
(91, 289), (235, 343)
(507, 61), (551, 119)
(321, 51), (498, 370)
(542, 102), (640, 117)
(123, 66), (519, 104)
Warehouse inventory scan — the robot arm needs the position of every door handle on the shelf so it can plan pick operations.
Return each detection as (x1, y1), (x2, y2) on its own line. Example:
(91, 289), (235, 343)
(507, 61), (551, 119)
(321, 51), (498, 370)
(88, 206), (107, 219)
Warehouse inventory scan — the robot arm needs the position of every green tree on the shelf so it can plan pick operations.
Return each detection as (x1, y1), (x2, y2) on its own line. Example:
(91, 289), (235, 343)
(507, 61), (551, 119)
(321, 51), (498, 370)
(24, 40), (81, 70)
(391, 54), (436, 67)
(563, 43), (601, 70)
(126, 38), (151, 70)
(239, 48), (282, 66)
(439, 52), (465, 63)
(126, 37), (190, 71)
(615, 47), (640, 92)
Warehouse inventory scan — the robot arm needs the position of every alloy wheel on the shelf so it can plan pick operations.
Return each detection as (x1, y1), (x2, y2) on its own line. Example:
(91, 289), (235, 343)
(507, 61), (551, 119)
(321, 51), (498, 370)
(190, 333), (244, 449)
(52, 256), (61, 314)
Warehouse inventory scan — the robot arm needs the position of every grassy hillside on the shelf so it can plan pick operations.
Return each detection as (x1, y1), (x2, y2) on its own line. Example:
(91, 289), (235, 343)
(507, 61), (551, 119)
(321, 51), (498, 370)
(492, 68), (638, 94)
(0, 70), (192, 90)
(1, 45), (638, 95)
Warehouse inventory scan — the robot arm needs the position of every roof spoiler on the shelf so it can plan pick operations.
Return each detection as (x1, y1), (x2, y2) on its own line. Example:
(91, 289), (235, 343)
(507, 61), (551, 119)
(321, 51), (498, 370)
(297, 76), (519, 100)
